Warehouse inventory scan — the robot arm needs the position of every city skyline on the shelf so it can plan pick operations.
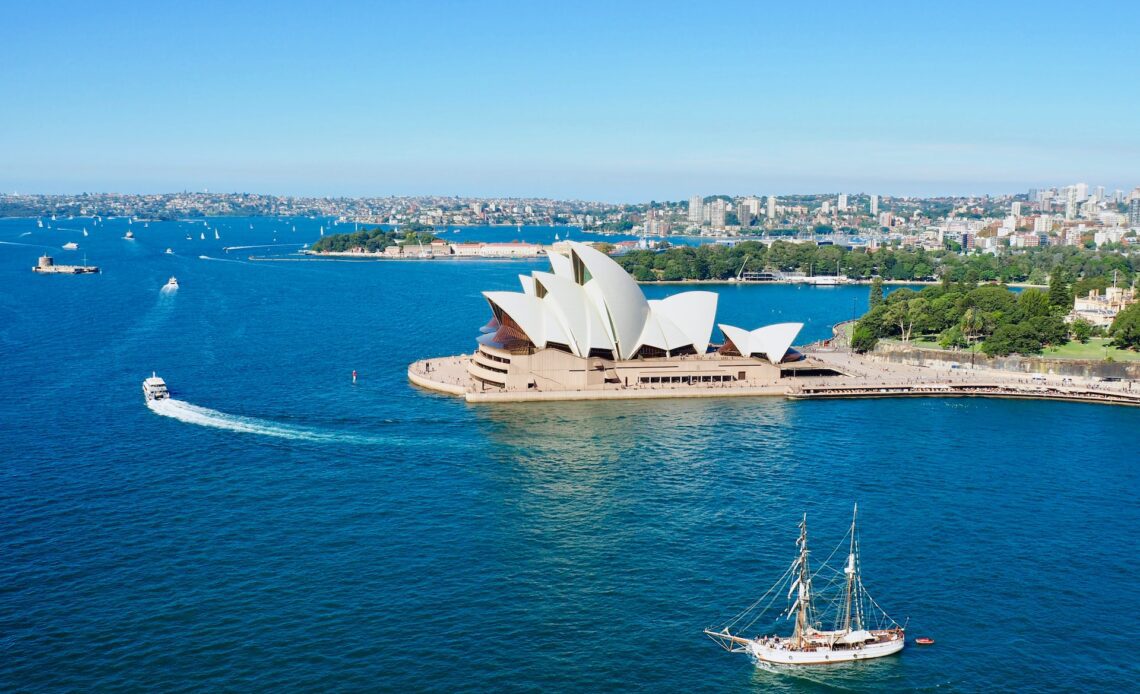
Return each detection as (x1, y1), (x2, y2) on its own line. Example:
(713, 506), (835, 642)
(3, 1), (1139, 200)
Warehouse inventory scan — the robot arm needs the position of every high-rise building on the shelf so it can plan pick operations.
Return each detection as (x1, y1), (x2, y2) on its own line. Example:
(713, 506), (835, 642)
(743, 196), (761, 216)
(1065, 188), (1078, 220)
(1033, 216), (1052, 233)
(1095, 186), (1105, 201)
(767, 195), (776, 220)
(688, 195), (703, 224)
(1012, 201), (1023, 218)
(1074, 182), (1089, 201)
(870, 194), (879, 216)
(708, 199), (727, 227)
(1113, 189), (1125, 204)
(1129, 191), (1140, 227)
(838, 193), (848, 212)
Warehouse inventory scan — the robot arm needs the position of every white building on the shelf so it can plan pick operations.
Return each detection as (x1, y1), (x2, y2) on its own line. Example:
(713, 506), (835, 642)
(462, 242), (815, 393)
(767, 195), (776, 220)
(707, 199), (727, 227)
(870, 194), (879, 216)
(688, 195), (704, 224)
(838, 193), (848, 212)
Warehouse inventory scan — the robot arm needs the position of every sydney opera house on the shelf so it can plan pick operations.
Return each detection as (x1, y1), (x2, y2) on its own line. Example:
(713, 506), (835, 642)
(409, 242), (840, 400)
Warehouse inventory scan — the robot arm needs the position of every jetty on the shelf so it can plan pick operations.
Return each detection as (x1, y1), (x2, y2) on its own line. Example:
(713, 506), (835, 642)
(32, 254), (99, 274)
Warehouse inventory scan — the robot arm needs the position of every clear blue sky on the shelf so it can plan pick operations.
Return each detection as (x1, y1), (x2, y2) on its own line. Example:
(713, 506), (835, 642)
(2, 0), (1138, 201)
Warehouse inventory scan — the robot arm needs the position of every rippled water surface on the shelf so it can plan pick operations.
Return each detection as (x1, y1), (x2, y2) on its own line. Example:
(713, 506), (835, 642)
(1, 217), (1137, 691)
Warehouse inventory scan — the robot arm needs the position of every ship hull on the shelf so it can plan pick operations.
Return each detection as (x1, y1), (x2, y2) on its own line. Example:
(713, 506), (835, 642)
(747, 631), (904, 665)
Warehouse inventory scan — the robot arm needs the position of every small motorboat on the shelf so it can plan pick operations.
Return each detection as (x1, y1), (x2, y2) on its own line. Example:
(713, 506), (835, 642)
(142, 372), (169, 401)
(915, 637), (935, 645)
(62, 242), (79, 250)
(165, 248), (174, 255)
(164, 276), (179, 290)
(124, 230), (135, 240)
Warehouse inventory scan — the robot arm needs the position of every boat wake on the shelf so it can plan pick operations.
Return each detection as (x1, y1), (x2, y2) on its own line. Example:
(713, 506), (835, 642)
(146, 397), (382, 444)
(198, 255), (246, 263)
(222, 243), (306, 252)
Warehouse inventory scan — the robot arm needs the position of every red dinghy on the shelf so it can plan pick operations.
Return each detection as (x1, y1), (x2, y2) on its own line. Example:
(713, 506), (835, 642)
(915, 637), (935, 645)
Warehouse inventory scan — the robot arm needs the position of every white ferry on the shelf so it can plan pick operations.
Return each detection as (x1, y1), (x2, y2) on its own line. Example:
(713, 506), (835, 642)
(62, 242), (79, 250)
(142, 372), (169, 401)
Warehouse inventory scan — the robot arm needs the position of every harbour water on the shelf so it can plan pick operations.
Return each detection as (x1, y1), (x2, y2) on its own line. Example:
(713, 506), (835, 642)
(1, 217), (1137, 691)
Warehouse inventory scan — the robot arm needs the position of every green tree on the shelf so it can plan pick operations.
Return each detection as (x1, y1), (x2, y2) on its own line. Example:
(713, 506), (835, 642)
(851, 324), (878, 353)
(1070, 318), (1093, 344)
(938, 325), (967, 349)
(960, 307), (984, 347)
(1048, 271), (1071, 310)
(1109, 303), (1140, 350)
(869, 276), (884, 308)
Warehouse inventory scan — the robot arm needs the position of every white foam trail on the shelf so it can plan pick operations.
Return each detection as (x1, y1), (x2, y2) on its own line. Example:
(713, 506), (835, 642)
(222, 243), (300, 252)
(19, 232), (31, 237)
(198, 255), (246, 263)
(160, 285), (178, 294)
(147, 398), (383, 444)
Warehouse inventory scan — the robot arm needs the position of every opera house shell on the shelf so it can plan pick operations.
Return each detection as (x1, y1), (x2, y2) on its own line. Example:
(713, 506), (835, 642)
(464, 242), (807, 393)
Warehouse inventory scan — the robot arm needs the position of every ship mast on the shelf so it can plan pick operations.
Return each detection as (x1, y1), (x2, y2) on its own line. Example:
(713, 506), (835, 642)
(791, 514), (813, 648)
(841, 504), (864, 634)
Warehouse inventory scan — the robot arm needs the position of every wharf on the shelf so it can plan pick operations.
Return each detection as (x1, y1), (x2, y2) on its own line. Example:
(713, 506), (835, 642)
(787, 381), (1140, 406)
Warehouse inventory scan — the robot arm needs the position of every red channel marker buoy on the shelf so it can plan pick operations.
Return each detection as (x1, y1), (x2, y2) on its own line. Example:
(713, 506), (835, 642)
(915, 637), (935, 645)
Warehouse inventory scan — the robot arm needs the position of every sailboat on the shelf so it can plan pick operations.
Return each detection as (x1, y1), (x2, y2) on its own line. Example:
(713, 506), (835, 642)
(704, 505), (904, 665)
(200, 231), (206, 240)
(319, 226), (324, 236)
(37, 219), (44, 228)
(82, 227), (89, 237)
(214, 228), (220, 240)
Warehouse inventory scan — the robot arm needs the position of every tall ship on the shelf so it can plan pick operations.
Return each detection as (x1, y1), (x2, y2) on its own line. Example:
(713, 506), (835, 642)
(705, 505), (904, 665)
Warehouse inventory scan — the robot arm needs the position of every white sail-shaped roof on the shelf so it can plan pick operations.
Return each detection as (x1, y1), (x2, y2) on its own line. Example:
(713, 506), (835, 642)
(718, 322), (803, 364)
(480, 242), (798, 362)
(531, 271), (614, 356)
(570, 242), (650, 359)
(649, 291), (718, 354)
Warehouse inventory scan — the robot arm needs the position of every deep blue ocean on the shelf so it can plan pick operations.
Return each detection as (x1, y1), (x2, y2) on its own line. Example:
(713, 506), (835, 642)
(1, 217), (1137, 692)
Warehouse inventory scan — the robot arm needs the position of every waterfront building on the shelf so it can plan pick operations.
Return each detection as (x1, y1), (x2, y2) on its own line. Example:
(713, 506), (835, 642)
(463, 242), (811, 393)
(1070, 285), (1137, 328)
(688, 195), (704, 224)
